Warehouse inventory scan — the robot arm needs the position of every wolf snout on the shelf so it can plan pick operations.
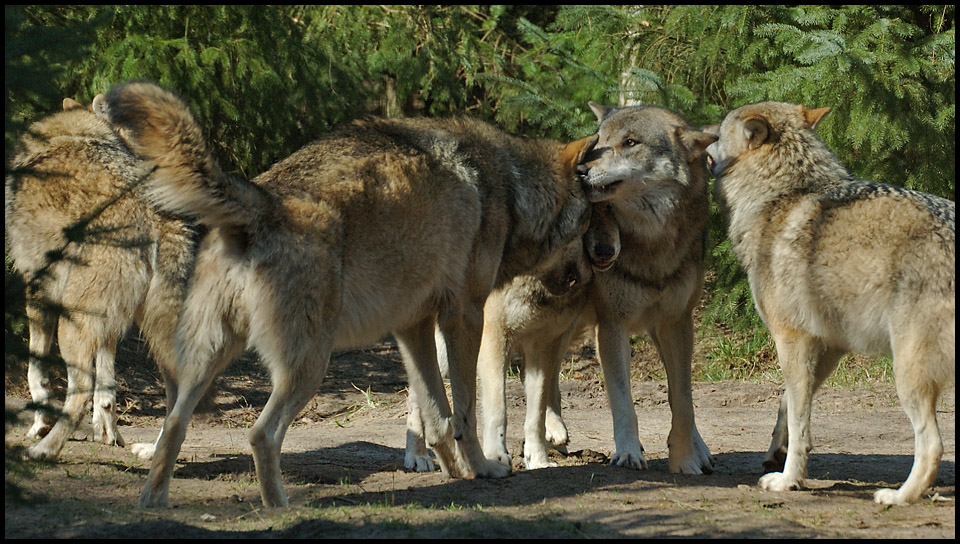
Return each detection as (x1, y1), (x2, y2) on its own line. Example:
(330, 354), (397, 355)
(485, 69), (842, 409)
(583, 178), (623, 203)
(589, 242), (618, 271)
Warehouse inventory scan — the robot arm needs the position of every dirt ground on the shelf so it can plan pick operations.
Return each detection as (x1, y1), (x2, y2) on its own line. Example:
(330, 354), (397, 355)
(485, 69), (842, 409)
(4, 335), (955, 538)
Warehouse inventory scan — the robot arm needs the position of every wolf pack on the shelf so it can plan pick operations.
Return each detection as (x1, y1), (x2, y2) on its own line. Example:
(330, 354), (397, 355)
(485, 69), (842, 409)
(6, 81), (954, 509)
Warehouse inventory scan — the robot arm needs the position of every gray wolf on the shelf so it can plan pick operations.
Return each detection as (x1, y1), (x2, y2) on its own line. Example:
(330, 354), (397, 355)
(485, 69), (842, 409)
(472, 103), (718, 473)
(706, 101), (955, 505)
(404, 221), (605, 473)
(101, 81), (598, 507)
(5, 96), (197, 461)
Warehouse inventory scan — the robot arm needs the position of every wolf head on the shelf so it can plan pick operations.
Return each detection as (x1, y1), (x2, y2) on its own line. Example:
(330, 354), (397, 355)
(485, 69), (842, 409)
(705, 101), (831, 180)
(579, 102), (717, 204)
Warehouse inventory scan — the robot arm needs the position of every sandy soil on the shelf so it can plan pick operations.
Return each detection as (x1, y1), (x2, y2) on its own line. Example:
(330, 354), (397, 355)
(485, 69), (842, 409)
(4, 336), (955, 538)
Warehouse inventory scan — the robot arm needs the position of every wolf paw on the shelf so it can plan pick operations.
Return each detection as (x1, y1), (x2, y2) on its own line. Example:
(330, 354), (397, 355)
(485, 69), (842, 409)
(25, 442), (58, 461)
(483, 448), (512, 469)
(131, 442), (157, 461)
(758, 471), (803, 492)
(545, 415), (569, 449)
(610, 446), (648, 470)
(404, 450), (436, 473)
(523, 440), (558, 470)
(524, 454), (558, 470)
(477, 458), (512, 478)
(873, 488), (912, 506)
(669, 434), (714, 475)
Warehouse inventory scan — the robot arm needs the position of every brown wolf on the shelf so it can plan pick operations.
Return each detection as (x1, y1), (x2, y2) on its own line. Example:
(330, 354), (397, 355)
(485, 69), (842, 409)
(473, 103), (718, 473)
(706, 101), (955, 505)
(101, 81), (598, 507)
(5, 96), (197, 461)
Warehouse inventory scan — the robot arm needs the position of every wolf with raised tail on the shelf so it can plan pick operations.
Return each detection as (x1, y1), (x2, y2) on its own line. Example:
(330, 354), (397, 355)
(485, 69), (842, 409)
(101, 81), (598, 507)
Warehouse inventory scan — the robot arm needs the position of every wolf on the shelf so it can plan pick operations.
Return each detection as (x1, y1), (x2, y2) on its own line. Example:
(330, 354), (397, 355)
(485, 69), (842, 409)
(5, 96), (197, 461)
(471, 103), (718, 473)
(404, 215), (619, 472)
(405, 202), (620, 472)
(706, 101), (955, 505)
(100, 81), (598, 507)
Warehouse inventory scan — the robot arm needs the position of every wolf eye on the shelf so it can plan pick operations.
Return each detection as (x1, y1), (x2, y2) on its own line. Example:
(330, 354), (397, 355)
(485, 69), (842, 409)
(624, 138), (637, 147)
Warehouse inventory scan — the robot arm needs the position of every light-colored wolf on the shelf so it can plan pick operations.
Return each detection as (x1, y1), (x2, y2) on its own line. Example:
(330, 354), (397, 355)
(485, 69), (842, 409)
(474, 103), (718, 473)
(706, 101), (955, 505)
(5, 97), (196, 461)
(101, 81), (598, 508)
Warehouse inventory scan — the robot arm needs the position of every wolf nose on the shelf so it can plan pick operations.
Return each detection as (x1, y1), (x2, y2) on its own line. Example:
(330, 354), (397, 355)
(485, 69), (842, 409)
(594, 243), (616, 261)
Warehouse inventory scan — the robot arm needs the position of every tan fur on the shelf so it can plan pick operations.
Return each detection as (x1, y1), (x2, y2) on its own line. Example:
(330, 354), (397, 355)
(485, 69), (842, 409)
(101, 81), (598, 508)
(707, 101), (956, 505)
(5, 96), (197, 461)
(468, 103), (718, 473)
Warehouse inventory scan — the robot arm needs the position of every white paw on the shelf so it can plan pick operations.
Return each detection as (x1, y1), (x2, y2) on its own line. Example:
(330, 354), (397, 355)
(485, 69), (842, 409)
(544, 417), (569, 449)
(404, 452), (436, 473)
(26, 442), (57, 461)
(131, 442), (157, 461)
(483, 448), (512, 469)
(873, 488), (910, 506)
(477, 458), (512, 478)
(523, 455), (558, 470)
(610, 445), (648, 470)
(758, 471), (802, 492)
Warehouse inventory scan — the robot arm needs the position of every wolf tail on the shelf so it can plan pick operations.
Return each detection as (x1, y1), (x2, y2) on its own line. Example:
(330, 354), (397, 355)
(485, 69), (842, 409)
(102, 81), (270, 230)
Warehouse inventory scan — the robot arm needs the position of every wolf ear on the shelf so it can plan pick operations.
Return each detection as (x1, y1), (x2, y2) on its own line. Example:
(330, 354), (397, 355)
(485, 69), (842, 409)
(802, 106), (831, 129)
(588, 101), (611, 123)
(676, 126), (718, 156)
(91, 94), (108, 119)
(62, 98), (83, 111)
(743, 117), (773, 149)
(562, 133), (600, 170)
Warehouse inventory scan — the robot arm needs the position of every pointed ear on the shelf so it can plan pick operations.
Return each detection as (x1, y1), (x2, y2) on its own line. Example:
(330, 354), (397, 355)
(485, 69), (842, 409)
(802, 106), (831, 129)
(62, 97), (83, 111)
(676, 126), (718, 156)
(588, 101), (611, 124)
(561, 133), (599, 170)
(91, 94), (108, 118)
(743, 117), (773, 150)
(701, 124), (720, 137)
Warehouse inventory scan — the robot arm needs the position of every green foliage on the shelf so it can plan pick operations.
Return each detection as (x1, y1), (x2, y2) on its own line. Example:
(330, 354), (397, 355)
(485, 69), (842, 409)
(5, 5), (955, 383)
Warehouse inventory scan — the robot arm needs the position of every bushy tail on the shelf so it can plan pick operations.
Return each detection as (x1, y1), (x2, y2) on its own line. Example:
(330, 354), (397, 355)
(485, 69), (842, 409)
(102, 81), (270, 230)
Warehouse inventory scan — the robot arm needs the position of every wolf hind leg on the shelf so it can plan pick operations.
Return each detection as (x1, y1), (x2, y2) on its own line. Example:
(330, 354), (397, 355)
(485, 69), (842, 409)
(248, 338), (332, 507)
(92, 337), (125, 447)
(25, 306), (58, 440)
(404, 386), (437, 472)
(440, 305), (511, 479)
(26, 317), (96, 460)
(139, 311), (245, 507)
(874, 338), (948, 505)
(395, 317), (460, 477)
